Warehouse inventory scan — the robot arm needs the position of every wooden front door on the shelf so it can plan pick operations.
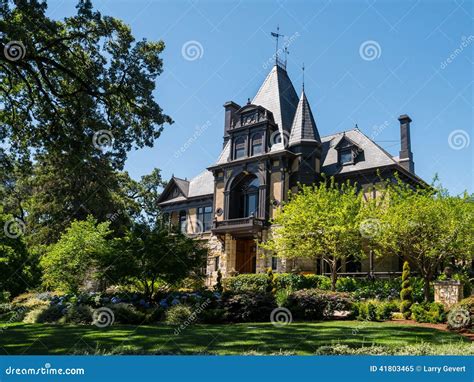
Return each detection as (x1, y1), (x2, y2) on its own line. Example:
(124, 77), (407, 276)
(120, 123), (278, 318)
(235, 239), (257, 273)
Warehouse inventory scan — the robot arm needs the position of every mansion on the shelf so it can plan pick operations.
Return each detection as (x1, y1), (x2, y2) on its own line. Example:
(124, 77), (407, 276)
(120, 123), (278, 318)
(157, 61), (425, 285)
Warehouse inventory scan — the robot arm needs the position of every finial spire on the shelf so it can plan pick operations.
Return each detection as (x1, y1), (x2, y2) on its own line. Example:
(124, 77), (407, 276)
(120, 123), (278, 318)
(271, 25), (284, 66)
(302, 63), (305, 91)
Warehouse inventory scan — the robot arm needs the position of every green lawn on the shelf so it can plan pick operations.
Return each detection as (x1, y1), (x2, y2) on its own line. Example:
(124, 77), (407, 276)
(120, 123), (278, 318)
(0, 321), (469, 355)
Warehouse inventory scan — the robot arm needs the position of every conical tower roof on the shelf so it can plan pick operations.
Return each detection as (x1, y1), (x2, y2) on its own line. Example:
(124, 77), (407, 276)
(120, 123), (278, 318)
(289, 89), (321, 146)
(252, 65), (299, 134)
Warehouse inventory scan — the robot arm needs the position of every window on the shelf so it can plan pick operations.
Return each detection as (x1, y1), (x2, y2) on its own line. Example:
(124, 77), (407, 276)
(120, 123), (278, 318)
(244, 177), (259, 217)
(271, 256), (278, 270)
(251, 133), (263, 155)
(197, 206), (213, 232)
(234, 136), (246, 159)
(214, 256), (220, 271)
(340, 150), (353, 164)
(179, 211), (187, 233)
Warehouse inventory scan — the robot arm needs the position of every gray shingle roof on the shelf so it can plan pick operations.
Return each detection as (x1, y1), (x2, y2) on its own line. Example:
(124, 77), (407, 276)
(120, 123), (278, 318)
(252, 65), (299, 135)
(320, 129), (396, 175)
(188, 170), (214, 197)
(289, 90), (321, 146)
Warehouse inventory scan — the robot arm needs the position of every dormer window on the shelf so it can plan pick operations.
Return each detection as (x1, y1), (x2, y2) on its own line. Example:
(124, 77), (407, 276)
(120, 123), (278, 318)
(234, 136), (246, 159)
(251, 133), (263, 155)
(340, 149), (353, 164)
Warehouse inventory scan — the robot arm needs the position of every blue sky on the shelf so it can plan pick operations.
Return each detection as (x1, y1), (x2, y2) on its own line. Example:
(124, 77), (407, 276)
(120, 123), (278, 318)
(47, 0), (473, 195)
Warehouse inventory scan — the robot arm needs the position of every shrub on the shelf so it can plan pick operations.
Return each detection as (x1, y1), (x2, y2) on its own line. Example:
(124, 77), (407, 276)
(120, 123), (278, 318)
(411, 302), (446, 324)
(107, 303), (145, 325)
(61, 304), (92, 324)
(354, 300), (399, 321)
(266, 268), (276, 294)
(214, 270), (223, 293)
(222, 292), (277, 322)
(23, 305), (65, 323)
(223, 273), (332, 294)
(165, 304), (193, 326)
(400, 262), (413, 319)
(200, 308), (225, 324)
(144, 307), (165, 324)
(284, 289), (353, 320)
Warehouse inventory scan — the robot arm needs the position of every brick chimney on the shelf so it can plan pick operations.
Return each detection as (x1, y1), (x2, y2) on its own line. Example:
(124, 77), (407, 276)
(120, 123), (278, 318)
(398, 114), (414, 173)
(223, 101), (240, 147)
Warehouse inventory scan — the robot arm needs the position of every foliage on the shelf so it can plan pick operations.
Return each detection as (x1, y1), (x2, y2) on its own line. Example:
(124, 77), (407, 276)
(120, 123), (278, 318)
(223, 273), (331, 294)
(111, 225), (206, 300)
(410, 302), (446, 324)
(353, 300), (399, 321)
(261, 178), (364, 290)
(164, 304), (193, 326)
(108, 303), (146, 325)
(40, 216), (113, 293)
(400, 262), (413, 319)
(266, 268), (276, 294)
(1, 0), (172, 245)
(313, 342), (473, 356)
(446, 296), (473, 330)
(23, 305), (64, 323)
(368, 177), (474, 301)
(61, 304), (93, 324)
(0, 208), (39, 297)
(222, 292), (277, 323)
(199, 308), (225, 324)
(214, 269), (223, 294)
(284, 289), (353, 320)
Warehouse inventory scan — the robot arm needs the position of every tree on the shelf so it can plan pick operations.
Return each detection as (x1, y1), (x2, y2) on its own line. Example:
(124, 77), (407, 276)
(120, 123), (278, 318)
(40, 216), (113, 293)
(110, 225), (206, 300)
(261, 178), (364, 291)
(1, 0), (172, 246)
(400, 261), (413, 318)
(0, 207), (39, 298)
(1, 0), (172, 166)
(374, 179), (474, 302)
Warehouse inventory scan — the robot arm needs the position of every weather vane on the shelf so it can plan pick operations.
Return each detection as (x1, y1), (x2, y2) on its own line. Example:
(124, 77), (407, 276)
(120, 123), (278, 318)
(302, 63), (305, 90)
(271, 25), (284, 64)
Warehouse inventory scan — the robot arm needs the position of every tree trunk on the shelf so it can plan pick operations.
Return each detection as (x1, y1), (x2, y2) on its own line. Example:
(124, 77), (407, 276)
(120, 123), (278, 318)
(423, 276), (431, 302)
(330, 262), (337, 291)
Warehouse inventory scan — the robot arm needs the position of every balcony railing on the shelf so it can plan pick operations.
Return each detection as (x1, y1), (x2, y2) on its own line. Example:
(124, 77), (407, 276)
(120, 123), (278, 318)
(212, 216), (266, 235)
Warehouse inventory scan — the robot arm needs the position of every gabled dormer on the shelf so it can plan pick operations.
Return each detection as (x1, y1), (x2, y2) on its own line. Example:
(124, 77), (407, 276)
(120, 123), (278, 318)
(157, 176), (189, 204)
(334, 134), (364, 166)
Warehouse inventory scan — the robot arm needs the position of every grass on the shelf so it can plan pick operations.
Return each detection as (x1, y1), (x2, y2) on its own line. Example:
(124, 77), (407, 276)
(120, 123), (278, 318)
(0, 321), (469, 355)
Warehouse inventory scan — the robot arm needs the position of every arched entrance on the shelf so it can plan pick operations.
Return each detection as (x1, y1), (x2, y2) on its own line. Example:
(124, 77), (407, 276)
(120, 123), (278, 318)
(228, 174), (260, 219)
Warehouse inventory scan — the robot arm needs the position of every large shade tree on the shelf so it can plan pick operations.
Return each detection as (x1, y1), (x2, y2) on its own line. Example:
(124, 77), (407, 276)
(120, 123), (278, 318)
(262, 179), (364, 290)
(0, 0), (172, 245)
(371, 179), (474, 301)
